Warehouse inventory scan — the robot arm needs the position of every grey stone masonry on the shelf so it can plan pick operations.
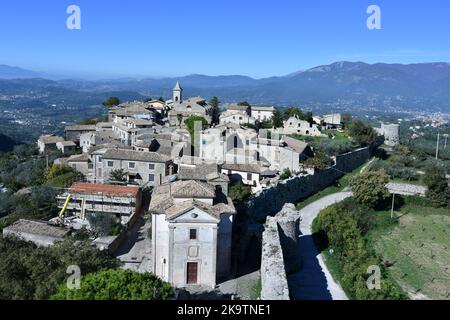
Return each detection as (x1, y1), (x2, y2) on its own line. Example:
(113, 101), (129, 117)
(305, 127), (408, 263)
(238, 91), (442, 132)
(260, 215), (290, 300)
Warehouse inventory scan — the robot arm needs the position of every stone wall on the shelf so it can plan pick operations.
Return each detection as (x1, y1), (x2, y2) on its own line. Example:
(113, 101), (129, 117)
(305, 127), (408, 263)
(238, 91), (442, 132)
(247, 147), (372, 222)
(260, 215), (290, 300)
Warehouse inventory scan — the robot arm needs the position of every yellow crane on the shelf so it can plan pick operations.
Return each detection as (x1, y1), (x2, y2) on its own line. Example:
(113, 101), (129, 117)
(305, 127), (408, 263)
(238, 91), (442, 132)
(59, 193), (72, 219)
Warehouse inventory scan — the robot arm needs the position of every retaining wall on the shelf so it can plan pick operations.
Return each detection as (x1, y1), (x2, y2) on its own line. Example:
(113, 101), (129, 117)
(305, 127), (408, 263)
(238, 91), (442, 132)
(247, 147), (372, 222)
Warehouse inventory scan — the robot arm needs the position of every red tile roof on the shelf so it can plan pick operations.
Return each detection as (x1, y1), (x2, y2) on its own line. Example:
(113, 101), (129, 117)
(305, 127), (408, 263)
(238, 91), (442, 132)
(69, 183), (140, 198)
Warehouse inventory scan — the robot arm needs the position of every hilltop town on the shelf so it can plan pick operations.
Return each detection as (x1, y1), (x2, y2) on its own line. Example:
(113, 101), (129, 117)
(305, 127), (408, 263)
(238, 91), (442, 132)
(0, 81), (448, 300)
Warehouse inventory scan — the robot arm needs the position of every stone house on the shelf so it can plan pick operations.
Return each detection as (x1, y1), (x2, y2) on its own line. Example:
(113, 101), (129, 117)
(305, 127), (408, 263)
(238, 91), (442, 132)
(251, 106), (275, 122)
(313, 113), (343, 129)
(93, 148), (174, 187)
(149, 179), (236, 289)
(37, 135), (65, 154)
(219, 109), (256, 126)
(221, 163), (262, 188)
(64, 125), (97, 144)
(2, 219), (70, 247)
(56, 141), (77, 156)
(283, 116), (323, 136)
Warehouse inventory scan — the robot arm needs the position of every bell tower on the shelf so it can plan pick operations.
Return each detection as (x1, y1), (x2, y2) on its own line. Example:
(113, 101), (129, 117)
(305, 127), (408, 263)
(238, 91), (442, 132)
(173, 81), (183, 103)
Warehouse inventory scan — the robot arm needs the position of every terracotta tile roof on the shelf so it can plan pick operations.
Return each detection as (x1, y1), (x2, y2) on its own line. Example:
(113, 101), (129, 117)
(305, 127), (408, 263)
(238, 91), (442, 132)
(69, 182), (140, 197)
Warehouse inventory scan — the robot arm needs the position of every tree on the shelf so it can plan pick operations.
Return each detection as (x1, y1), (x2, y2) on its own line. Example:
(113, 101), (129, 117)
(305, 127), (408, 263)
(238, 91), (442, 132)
(0, 238), (119, 300)
(348, 120), (377, 147)
(350, 170), (390, 208)
(229, 181), (251, 204)
(237, 101), (251, 107)
(143, 98), (153, 103)
(342, 113), (352, 129)
(209, 96), (220, 125)
(184, 116), (208, 143)
(283, 107), (303, 121)
(158, 96), (165, 102)
(109, 169), (128, 183)
(272, 108), (284, 128)
(86, 212), (120, 237)
(102, 97), (120, 107)
(46, 164), (74, 181)
(304, 148), (332, 170)
(51, 269), (173, 300)
(280, 168), (292, 180)
(423, 166), (449, 207)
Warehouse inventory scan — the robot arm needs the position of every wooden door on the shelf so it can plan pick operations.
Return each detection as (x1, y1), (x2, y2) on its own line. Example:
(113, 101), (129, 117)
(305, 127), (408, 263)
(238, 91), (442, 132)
(186, 262), (198, 284)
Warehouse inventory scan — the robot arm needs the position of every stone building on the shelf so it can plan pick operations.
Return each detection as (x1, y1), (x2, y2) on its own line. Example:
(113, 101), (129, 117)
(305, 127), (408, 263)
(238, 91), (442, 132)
(219, 109), (255, 126)
(168, 82), (213, 126)
(251, 106), (275, 122)
(56, 141), (77, 156)
(2, 219), (70, 247)
(283, 116), (323, 136)
(92, 148), (174, 187)
(375, 123), (400, 146)
(37, 135), (65, 154)
(313, 113), (343, 129)
(64, 125), (97, 144)
(149, 179), (236, 289)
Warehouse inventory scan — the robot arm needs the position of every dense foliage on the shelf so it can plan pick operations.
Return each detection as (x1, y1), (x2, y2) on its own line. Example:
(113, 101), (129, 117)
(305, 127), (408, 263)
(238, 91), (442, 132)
(51, 269), (173, 300)
(350, 170), (390, 208)
(0, 237), (120, 300)
(348, 120), (377, 147)
(102, 97), (120, 107)
(313, 198), (405, 300)
(0, 144), (82, 230)
(185, 116), (208, 142)
(229, 181), (251, 204)
(423, 166), (449, 207)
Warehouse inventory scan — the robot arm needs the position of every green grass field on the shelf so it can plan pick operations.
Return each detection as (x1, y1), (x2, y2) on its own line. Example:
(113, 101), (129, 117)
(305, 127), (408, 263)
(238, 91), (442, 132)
(369, 204), (450, 300)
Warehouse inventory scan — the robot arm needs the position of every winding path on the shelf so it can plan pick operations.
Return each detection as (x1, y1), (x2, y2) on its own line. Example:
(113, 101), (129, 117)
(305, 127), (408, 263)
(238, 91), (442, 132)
(288, 192), (352, 300)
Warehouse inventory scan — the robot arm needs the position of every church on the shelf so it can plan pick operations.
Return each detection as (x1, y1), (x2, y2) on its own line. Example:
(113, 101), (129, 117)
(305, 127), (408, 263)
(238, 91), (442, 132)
(168, 81), (213, 126)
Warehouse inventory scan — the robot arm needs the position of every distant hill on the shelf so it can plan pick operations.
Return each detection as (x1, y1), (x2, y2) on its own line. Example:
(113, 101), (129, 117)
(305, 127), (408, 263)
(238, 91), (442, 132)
(1, 61), (450, 113)
(0, 134), (16, 152)
(0, 65), (46, 79)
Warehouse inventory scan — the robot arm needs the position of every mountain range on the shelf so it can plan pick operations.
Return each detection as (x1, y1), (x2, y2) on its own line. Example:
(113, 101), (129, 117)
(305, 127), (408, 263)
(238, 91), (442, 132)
(0, 62), (449, 113)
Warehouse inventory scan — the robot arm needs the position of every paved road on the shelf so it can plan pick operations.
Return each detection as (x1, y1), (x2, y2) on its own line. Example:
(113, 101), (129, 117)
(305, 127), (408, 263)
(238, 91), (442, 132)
(288, 192), (352, 300)
(115, 217), (153, 273)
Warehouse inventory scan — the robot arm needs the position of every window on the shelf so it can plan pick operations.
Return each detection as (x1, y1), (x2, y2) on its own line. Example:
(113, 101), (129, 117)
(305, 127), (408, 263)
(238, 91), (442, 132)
(98, 157), (102, 163)
(107, 161), (114, 167)
(149, 163), (155, 170)
(247, 173), (252, 181)
(148, 174), (155, 182)
(189, 229), (197, 240)
(129, 162), (136, 169)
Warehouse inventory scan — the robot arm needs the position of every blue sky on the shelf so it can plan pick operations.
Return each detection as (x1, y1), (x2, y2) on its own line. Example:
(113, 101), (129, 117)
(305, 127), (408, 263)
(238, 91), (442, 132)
(0, 0), (449, 79)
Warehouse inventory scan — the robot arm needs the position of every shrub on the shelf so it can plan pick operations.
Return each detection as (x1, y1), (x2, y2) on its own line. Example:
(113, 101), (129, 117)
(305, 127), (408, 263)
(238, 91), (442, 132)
(350, 170), (390, 208)
(86, 212), (120, 237)
(0, 238), (119, 299)
(423, 166), (449, 207)
(314, 200), (405, 300)
(51, 269), (173, 300)
(280, 168), (292, 180)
